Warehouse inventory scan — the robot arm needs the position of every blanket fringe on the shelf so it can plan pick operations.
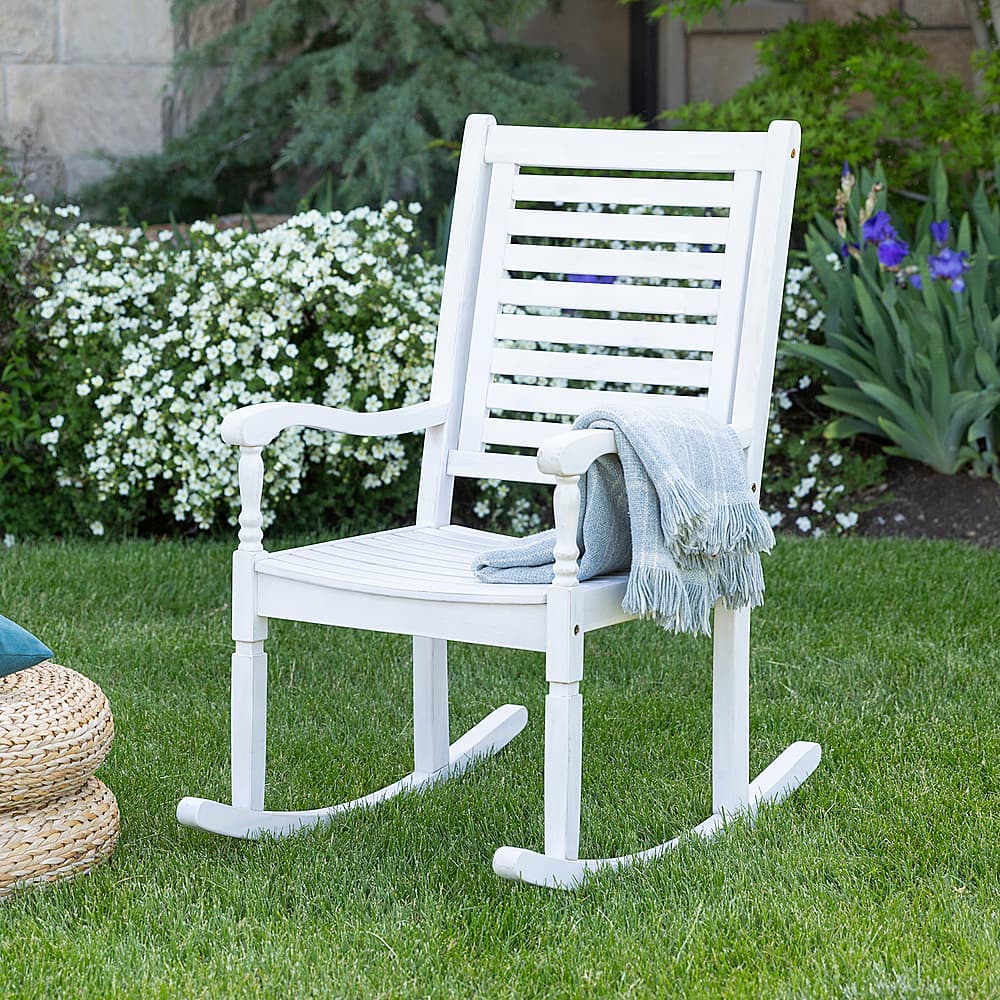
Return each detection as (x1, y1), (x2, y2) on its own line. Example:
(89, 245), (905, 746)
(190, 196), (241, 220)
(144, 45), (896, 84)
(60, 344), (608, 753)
(622, 565), (719, 636)
(676, 500), (775, 558)
(659, 475), (712, 549)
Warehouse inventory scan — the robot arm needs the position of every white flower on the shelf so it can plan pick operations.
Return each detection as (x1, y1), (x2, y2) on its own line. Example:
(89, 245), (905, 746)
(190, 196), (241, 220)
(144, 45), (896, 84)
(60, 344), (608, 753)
(3, 534), (15, 548)
(835, 511), (859, 530)
(767, 510), (784, 527)
(89, 520), (105, 536)
(795, 516), (812, 533)
(828, 453), (843, 467)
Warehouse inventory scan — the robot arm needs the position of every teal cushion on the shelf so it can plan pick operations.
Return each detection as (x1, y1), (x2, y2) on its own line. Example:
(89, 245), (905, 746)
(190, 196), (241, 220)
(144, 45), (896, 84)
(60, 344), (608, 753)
(0, 614), (53, 678)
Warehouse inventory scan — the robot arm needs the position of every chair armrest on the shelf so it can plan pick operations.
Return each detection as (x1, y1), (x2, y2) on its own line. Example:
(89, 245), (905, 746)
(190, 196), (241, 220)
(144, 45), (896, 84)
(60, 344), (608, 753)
(536, 423), (753, 477)
(537, 429), (618, 477)
(220, 400), (449, 447)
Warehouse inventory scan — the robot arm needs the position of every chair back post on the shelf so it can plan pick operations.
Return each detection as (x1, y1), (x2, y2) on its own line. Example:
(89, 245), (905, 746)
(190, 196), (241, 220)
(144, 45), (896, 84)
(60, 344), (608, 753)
(731, 120), (801, 493)
(416, 114), (497, 528)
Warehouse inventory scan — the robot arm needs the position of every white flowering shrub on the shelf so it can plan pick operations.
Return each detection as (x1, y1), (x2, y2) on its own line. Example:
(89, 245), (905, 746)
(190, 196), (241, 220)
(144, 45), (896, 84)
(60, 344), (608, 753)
(33, 202), (442, 533)
(1, 188), (886, 542)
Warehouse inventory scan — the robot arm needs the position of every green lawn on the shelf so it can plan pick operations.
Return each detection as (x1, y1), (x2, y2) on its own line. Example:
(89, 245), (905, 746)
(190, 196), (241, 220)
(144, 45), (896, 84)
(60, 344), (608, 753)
(1, 537), (998, 998)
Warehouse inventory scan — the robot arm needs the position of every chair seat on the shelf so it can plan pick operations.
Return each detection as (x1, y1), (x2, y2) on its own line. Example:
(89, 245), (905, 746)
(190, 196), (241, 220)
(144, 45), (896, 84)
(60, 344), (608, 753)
(257, 525), (557, 605)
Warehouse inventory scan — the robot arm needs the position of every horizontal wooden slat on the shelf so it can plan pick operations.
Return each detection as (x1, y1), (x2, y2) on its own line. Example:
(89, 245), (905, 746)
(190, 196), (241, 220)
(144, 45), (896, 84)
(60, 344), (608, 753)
(503, 244), (726, 282)
(499, 277), (719, 317)
(495, 314), (717, 352)
(486, 125), (766, 173)
(507, 209), (729, 246)
(512, 174), (736, 209)
(482, 417), (572, 449)
(448, 450), (556, 484)
(491, 348), (713, 388)
(486, 382), (707, 418)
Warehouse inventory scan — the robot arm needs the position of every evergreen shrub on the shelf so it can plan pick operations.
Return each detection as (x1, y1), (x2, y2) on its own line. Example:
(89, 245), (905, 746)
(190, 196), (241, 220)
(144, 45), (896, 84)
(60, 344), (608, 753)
(81, 0), (587, 226)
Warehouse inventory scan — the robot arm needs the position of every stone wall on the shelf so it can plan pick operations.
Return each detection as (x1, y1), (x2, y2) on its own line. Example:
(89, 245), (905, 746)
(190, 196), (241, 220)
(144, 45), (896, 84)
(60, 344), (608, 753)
(0, 0), (175, 195)
(523, 0), (977, 115)
(0, 0), (981, 198)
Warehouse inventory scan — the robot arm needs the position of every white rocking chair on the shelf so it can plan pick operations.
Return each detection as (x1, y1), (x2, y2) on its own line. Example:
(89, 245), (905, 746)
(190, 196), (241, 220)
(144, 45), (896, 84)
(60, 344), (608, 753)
(177, 114), (821, 888)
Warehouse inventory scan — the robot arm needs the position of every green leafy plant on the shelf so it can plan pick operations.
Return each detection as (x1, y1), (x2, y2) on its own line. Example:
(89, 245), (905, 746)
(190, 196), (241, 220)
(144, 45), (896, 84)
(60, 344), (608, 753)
(787, 162), (1000, 480)
(81, 0), (586, 225)
(664, 15), (998, 229)
(0, 176), (84, 541)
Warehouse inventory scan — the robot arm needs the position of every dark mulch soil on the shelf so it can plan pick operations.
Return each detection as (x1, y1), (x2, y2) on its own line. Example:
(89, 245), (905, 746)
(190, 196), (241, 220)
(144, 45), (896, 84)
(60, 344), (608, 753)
(853, 459), (1000, 549)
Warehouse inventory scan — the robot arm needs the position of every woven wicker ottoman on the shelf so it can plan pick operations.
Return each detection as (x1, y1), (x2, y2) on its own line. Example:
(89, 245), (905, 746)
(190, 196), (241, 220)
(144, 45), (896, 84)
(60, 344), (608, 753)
(0, 662), (119, 897)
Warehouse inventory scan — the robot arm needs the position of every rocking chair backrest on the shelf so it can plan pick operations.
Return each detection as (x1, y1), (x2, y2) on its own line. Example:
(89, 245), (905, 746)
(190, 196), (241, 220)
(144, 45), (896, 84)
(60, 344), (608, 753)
(416, 115), (800, 528)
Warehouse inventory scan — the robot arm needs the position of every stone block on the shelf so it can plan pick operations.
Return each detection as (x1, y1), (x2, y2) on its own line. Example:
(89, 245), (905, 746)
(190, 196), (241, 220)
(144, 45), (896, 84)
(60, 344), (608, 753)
(0, 0), (57, 62)
(687, 34), (763, 104)
(6, 65), (168, 159)
(697, 0), (804, 34)
(17, 154), (66, 200)
(62, 153), (115, 195)
(520, 0), (630, 118)
(60, 0), (173, 64)
(915, 28), (976, 88)
(806, 0), (899, 24)
(903, 0), (970, 27)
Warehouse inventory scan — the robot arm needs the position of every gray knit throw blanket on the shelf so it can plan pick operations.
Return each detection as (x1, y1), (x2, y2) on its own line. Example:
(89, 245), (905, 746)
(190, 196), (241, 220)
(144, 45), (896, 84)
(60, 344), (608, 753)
(473, 408), (775, 635)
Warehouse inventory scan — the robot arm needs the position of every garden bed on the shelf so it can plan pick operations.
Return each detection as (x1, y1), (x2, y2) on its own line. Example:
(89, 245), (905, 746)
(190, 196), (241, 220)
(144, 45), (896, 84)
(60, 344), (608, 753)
(855, 460), (1000, 548)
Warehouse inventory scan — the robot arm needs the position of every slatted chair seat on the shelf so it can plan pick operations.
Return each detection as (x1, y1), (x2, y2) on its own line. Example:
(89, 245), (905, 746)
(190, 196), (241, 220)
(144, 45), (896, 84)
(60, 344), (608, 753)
(255, 524), (631, 653)
(177, 113), (820, 888)
(256, 525), (555, 603)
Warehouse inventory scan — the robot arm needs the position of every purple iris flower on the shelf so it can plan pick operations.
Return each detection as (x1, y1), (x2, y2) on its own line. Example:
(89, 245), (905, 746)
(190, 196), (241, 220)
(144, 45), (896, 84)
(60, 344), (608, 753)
(908, 272), (922, 290)
(842, 161), (851, 178)
(927, 248), (969, 293)
(929, 220), (950, 246)
(928, 247), (969, 281)
(567, 273), (615, 284)
(862, 211), (897, 244)
(876, 237), (909, 268)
